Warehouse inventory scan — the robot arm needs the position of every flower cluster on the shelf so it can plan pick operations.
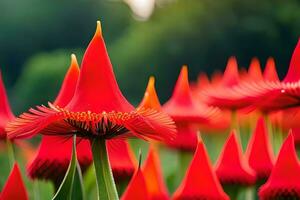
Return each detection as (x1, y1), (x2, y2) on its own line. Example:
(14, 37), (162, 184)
(0, 21), (300, 200)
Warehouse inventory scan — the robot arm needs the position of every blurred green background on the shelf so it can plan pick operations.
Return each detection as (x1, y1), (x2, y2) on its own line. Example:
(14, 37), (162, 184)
(1, 0), (300, 114)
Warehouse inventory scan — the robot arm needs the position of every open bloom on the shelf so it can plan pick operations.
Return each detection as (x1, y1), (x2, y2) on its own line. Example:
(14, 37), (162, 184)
(202, 57), (248, 110)
(28, 55), (136, 184)
(246, 117), (274, 179)
(215, 131), (256, 185)
(173, 140), (229, 200)
(230, 40), (300, 112)
(259, 132), (300, 199)
(6, 21), (175, 143)
(0, 163), (28, 200)
(163, 66), (218, 151)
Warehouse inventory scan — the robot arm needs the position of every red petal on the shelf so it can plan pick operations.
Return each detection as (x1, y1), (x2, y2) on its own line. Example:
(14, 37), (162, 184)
(6, 104), (66, 139)
(0, 163), (28, 200)
(246, 117), (274, 179)
(221, 56), (239, 87)
(66, 21), (134, 113)
(166, 122), (198, 152)
(54, 54), (80, 107)
(196, 72), (210, 90)
(173, 141), (229, 200)
(0, 72), (14, 138)
(263, 57), (279, 82)
(27, 136), (92, 184)
(108, 139), (137, 181)
(138, 77), (162, 111)
(284, 39), (300, 83)
(215, 131), (256, 185)
(259, 132), (300, 199)
(142, 145), (169, 200)
(127, 108), (176, 142)
(121, 168), (149, 200)
(247, 57), (263, 81)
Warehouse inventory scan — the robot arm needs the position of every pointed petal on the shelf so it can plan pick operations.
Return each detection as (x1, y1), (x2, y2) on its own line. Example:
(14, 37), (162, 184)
(67, 21), (134, 113)
(211, 71), (222, 86)
(173, 141), (229, 200)
(54, 54), (80, 107)
(196, 72), (210, 90)
(138, 76), (162, 110)
(0, 163), (28, 200)
(259, 131), (300, 199)
(142, 145), (169, 200)
(221, 56), (239, 87)
(246, 117), (274, 179)
(215, 131), (256, 185)
(121, 168), (149, 200)
(247, 57), (263, 81)
(263, 57), (279, 82)
(284, 39), (300, 83)
(0, 71), (14, 138)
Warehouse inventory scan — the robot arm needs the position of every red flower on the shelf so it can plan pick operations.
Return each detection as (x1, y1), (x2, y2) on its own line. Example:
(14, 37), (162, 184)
(232, 40), (300, 112)
(215, 131), (256, 185)
(259, 132), (300, 199)
(173, 140), (229, 200)
(246, 117), (275, 179)
(6, 21), (175, 143)
(0, 163), (28, 200)
(121, 167), (149, 200)
(142, 145), (169, 200)
(163, 66), (218, 151)
(27, 46), (136, 185)
(0, 71), (14, 139)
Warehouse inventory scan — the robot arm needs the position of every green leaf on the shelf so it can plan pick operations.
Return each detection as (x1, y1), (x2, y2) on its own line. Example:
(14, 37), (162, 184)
(71, 161), (86, 200)
(52, 136), (83, 200)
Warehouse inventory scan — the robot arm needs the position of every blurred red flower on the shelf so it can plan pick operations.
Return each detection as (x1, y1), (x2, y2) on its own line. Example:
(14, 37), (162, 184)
(0, 163), (28, 200)
(215, 131), (256, 185)
(259, 131), (300, 199)
(173, 140), (229, 200)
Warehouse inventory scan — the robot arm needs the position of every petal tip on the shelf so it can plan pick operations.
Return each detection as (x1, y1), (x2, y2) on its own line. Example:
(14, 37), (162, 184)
(96, 20), (102, 36)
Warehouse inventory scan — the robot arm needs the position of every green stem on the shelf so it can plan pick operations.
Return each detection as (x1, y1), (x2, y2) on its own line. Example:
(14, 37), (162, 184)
(223, 184), (240, 200)
(263, 113), (274, 152)
(231, 110), (242, 147)
(33, 181), (40, 200)
(6, 139), (15, 168)
(91, 139), (119, 200)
